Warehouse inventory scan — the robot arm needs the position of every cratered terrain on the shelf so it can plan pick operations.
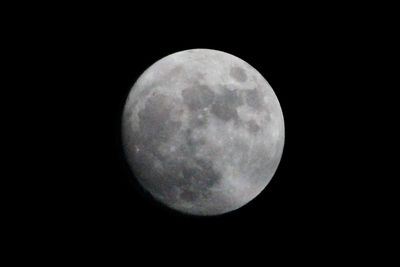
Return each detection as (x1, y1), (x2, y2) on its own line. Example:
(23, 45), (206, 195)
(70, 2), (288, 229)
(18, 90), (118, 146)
(122, 49), (284, 215)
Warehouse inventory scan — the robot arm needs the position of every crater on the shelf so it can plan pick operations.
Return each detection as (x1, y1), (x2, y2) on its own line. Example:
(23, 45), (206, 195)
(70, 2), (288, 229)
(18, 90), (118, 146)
(230, 66), (247, 82)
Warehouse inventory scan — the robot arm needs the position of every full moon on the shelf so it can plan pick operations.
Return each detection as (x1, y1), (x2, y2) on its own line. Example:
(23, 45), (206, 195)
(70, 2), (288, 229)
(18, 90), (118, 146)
(122, 49), (284, 216)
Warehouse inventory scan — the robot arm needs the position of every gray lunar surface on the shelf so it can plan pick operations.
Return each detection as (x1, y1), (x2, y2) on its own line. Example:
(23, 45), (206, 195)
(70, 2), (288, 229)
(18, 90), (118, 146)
(122, 49), (284, 215)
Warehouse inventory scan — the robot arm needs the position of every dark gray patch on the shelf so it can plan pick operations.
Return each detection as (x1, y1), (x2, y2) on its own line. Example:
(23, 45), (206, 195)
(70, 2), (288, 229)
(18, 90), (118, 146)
(230, 66), (247, 82)
(143, 126), (222, 204)
(138, 94), (181, 150)
(175, 128), (206, 157)
(210, 89), (243, 122)
(245, 88), (264, 110)
(133, 154), (182, 205)
(132, 152), (167, 196)
(247, 120), (260, 133)
(180, 190), (198, 201)
(183, 85), (215, 129)
(182, 85), (215, 111)
(188, 110), (209, 129)
(179, 159), (220, 201)
(141, 153), (221, 204)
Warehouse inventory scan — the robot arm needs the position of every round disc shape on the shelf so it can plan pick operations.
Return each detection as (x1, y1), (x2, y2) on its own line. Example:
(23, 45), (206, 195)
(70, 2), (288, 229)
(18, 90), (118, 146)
(122, 49), (284, 216)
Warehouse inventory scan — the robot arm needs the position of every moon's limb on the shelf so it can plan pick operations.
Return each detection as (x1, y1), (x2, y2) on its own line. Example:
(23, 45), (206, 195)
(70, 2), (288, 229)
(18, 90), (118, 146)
(122, 49), (284, 215)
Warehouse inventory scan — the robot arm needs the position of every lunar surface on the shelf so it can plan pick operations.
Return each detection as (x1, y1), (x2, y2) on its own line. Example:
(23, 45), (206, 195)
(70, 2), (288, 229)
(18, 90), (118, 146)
(122, 49), (284, 215)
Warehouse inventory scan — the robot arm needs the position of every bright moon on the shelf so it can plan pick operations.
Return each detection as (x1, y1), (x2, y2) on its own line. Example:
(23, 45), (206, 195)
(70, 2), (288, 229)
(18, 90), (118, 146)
(122, 49), (284, 215)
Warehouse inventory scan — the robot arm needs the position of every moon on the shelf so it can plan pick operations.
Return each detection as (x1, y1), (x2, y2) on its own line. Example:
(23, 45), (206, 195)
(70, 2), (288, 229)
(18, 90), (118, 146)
(122, 49), (284, 216)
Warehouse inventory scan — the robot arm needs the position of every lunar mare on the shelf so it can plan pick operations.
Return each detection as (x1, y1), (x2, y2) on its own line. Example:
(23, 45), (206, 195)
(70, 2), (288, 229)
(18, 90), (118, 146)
(122, 49), (284, 215)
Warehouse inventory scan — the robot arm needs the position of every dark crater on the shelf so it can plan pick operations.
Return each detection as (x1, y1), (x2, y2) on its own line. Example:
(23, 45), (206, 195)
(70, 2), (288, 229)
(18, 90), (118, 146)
(230, 66), (247, 82)
(244, 88), (264, 110)
(210, 88), (243, 122)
